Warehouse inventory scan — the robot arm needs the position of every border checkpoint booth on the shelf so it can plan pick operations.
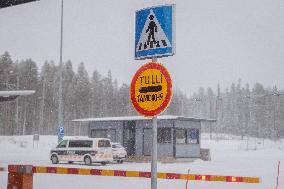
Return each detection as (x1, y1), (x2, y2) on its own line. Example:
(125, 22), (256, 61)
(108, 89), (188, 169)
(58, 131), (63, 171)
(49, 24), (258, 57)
(72, 115), (215, 160)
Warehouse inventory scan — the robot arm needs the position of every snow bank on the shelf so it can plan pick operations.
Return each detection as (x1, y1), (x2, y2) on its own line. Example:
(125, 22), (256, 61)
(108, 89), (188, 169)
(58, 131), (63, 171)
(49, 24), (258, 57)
(0, 134), (283, 189)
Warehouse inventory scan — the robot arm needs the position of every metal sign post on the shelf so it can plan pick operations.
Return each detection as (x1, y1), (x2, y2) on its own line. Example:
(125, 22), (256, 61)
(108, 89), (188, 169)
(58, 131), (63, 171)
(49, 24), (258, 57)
(33, 134), (39, 149)
(133, 5), (175, 189)
(58, 0), (64, 144)
(151, 57), (158, 189)
(151, 116), (158, 189)
(130, 58), (172, 189)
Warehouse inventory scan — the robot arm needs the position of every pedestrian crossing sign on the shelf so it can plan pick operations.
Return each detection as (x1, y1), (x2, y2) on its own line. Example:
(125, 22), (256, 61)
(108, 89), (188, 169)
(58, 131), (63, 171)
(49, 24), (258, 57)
(135, 4), (175, 60)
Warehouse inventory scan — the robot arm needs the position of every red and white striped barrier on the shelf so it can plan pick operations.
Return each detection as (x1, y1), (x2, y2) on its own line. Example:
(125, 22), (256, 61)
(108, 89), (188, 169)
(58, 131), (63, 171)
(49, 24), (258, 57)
(6, 165), (261, 184)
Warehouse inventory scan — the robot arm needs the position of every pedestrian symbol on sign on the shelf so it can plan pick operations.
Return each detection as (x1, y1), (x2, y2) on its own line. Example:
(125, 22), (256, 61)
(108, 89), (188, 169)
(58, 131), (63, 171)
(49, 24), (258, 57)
(136, 10), (171, 51)
(146, 15), (157, 46)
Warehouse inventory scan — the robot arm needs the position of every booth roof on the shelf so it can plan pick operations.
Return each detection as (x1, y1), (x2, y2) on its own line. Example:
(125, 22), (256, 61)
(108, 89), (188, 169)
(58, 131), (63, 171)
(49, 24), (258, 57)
(72, 115), (216, 122)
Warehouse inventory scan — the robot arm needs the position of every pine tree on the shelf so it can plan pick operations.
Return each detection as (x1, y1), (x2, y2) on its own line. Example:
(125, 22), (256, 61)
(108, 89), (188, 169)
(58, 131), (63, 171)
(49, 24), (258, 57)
(74, 63), (90, 133)
(62, 60), (76, 135)
(90, 70), (103, 117)
(0, 52), (14, 135)
(17, 59), (39, 135)
(40, 61), (57, 135)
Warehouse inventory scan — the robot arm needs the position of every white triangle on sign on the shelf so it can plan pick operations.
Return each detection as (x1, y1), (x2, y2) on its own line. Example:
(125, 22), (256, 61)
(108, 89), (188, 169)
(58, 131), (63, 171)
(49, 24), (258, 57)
(136, 9), (172, 52)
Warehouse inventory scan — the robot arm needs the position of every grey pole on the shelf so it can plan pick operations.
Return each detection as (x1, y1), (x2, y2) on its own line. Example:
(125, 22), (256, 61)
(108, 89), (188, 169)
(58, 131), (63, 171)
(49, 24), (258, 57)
(213, 97), (218, 140)
(151, 116), (158, 189)
(58, 0), (64, 143)
(15, 76), (19, 135)
(151, 56), (158, 189)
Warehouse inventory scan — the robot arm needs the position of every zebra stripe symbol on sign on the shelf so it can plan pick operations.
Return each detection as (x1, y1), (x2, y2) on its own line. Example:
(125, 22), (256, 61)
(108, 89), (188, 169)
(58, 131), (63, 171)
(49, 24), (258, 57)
(136, 10), (171, 51)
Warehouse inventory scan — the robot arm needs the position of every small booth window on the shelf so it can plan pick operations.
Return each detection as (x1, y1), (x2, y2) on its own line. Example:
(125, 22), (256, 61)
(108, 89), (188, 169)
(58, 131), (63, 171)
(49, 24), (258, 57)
(91, 129), (107, 138)
(158, 128), (171, 143)
(176, 129), (187, 144)
(91, 129), (116, 141)
(188, 129), (199, 144)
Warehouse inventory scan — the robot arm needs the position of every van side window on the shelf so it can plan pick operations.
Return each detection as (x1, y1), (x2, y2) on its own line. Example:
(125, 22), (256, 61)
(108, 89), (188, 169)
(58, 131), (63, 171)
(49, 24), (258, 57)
(105, 140), (111, 147)
(57, 140), (67, 148)
(98, 140), (111, 148)
(69, 140), (93, 148)
(81, 140), (93, 148)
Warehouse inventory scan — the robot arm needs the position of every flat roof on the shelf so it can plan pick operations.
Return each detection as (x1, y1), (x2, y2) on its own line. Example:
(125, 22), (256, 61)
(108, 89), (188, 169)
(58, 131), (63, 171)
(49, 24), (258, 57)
(63, 137), (110, 141)
(72, 115), (216, 122)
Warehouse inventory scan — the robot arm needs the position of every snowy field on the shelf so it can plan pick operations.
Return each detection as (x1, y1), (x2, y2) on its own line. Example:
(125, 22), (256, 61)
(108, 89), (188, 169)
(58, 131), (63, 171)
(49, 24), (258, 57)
(0, 134), (283, 189)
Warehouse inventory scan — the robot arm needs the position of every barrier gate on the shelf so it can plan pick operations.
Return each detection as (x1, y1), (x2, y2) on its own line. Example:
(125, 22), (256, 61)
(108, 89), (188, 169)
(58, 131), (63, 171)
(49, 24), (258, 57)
(1, 164), (261, 189)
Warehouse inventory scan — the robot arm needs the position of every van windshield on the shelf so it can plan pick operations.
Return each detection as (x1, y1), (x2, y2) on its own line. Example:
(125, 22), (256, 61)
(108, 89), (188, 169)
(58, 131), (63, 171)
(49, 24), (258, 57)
(68, 140), (93, 148)
(57, 140), (67, 148)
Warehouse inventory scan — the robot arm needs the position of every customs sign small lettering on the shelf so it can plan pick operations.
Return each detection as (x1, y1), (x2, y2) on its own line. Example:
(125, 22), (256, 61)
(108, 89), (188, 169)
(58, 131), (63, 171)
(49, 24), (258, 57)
(130, 62), (172, 117)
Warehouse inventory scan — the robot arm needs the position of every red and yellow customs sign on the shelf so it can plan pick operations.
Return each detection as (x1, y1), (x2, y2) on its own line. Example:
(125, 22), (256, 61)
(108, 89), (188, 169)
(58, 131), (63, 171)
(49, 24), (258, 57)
(130, 62), (172, 117)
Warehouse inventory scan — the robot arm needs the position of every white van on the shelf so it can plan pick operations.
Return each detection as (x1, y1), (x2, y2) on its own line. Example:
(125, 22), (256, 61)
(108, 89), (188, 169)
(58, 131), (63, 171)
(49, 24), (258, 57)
(50, 138), (113, 165)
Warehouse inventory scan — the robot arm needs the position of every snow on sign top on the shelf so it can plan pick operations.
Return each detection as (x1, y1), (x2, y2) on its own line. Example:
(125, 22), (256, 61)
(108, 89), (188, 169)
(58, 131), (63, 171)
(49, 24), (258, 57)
(135, 4), (176, 60)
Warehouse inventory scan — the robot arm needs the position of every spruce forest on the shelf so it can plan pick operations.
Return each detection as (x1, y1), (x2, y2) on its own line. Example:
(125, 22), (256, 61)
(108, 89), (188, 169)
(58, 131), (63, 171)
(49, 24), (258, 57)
(0, 52), (283, 139)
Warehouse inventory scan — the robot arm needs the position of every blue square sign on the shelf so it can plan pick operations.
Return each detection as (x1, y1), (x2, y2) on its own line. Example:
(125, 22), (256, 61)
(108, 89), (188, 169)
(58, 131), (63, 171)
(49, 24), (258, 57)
(58, 126), (64, 142)
(135, 4), (176, 60)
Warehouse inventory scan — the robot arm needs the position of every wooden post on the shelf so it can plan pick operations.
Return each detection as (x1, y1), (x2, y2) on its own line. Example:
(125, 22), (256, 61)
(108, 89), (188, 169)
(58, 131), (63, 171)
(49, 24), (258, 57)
(7, 165), (33, 189)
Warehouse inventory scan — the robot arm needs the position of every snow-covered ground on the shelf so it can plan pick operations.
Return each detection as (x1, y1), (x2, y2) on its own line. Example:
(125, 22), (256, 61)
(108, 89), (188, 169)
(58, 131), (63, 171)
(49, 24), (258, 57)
(0, 134), (283, 189)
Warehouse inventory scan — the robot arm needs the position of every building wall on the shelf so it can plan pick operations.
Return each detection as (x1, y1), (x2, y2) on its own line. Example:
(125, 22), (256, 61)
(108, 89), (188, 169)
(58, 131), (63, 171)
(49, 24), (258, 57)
(88, 118), (201, 158)
(88, 121), (124, 144)
(137, 120), (174, 158)
(135, 120), (150, 156)
(174, 120), (201, 158)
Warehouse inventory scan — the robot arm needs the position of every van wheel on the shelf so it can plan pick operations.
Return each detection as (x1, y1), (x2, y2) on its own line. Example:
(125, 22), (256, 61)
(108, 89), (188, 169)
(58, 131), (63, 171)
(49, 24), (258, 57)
(51, 155), (59, 164)
(84, 156), (92, 166)
(101, 162), (106, 165)
(116, 160), (123, 164)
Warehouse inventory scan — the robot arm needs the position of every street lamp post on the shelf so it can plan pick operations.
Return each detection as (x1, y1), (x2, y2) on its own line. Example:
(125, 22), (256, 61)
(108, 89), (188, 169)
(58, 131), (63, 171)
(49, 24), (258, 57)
(58, 0), (64, 143)
(15, 76), (19, 135)
(213, 96), (222, 140)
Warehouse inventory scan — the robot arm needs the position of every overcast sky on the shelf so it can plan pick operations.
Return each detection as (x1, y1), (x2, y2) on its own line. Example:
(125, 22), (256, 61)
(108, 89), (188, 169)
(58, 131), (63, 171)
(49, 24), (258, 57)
(1, 0), (284, 95)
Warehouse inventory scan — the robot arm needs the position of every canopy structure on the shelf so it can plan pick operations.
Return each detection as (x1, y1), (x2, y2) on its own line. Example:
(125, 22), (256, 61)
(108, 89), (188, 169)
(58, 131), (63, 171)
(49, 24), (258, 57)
(0, 0), (39, 9)
(0, 90), (35, 101)
(73, 115), (216, 123)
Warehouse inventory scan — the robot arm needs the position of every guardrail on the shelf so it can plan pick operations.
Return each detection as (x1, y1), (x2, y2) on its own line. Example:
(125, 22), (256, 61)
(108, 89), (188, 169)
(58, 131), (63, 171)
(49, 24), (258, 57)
(4, 164), (261, 189)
